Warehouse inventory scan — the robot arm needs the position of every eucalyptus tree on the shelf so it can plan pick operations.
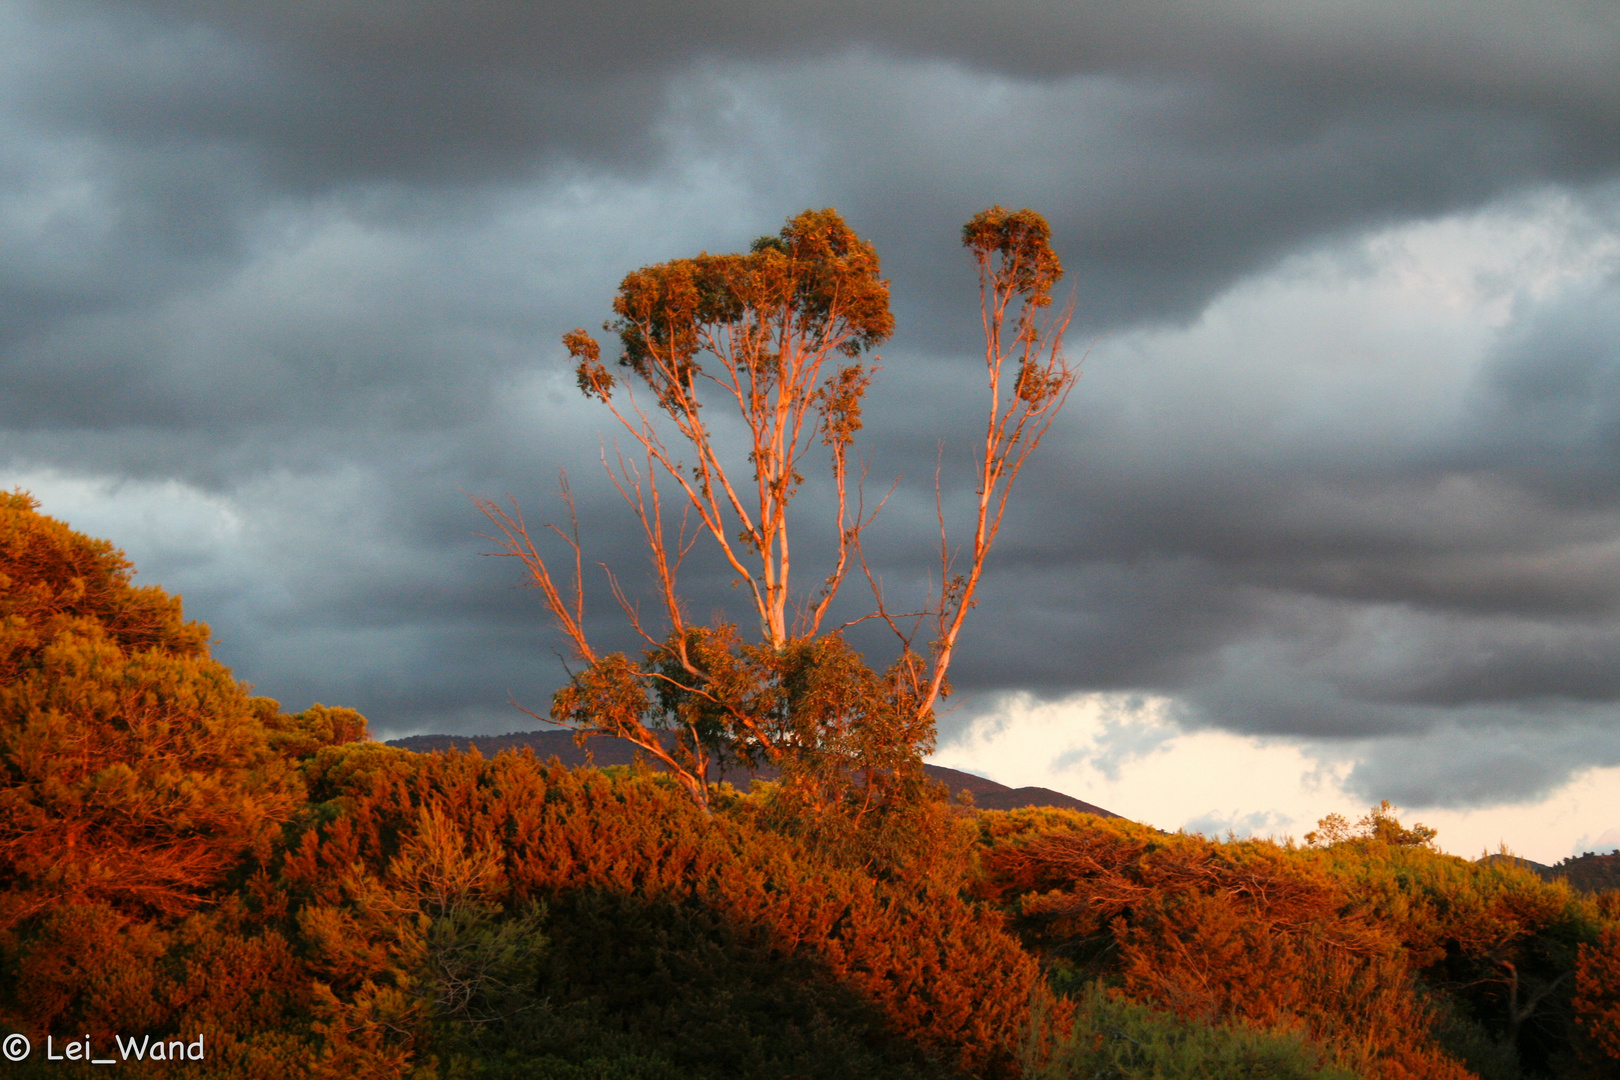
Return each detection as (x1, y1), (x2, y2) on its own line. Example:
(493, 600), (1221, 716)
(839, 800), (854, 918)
(479, 206), (1074, 809)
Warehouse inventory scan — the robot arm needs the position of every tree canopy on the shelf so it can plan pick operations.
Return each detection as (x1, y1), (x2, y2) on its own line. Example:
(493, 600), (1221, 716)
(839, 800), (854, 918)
(480, 206), (1075, 812)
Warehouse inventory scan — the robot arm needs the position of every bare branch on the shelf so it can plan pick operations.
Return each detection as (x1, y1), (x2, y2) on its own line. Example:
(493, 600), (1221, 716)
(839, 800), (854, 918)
(471, 481), (596, 666)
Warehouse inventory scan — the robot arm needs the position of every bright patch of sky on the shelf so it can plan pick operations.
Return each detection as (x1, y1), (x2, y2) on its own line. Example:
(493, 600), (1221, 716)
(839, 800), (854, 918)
(931, 689), (1620, 864)
(934, 191), (1620, 865)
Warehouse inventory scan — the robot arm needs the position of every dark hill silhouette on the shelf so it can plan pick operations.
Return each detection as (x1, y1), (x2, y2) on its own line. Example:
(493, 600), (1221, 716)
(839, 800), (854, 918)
(1477, 850), (1620, 894)
(1552, 849), (1620, 892)
(386, 730), (1120, 818)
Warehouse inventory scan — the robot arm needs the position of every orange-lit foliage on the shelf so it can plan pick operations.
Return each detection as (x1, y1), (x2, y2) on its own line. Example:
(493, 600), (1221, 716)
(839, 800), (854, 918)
(484, 207), (1076, 810)
(0, 491), (303, 929)
(11, 496), (1616, 1078)
(1574, 926), (1620, 1065)
(282, 745), (1055, 1077)
(738, 773), (980, 900)
(10, 898), (323, 1078)
(973, 809), (1473, 1080)
(0, 492), (383, 1075)
(1305, 800), (1438, 849)
(1311, 836), (1606, 1077)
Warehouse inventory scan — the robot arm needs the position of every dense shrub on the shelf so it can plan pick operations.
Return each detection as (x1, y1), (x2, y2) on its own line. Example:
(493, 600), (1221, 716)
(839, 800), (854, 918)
(0, 491), (304, 929)
(1308, 835), (1611, 1077)
(8, 496), (1620, 1079)
(1552, 853), (1620, 895)
(973, 809), (1471, 1080)
(1574, 926), (1620, 1071)
(283, 745), (1050, 1077)
(1032, 982), (1362, 1080)
(973, 807), (1620, 1080)
(0, 493), (364, 1076)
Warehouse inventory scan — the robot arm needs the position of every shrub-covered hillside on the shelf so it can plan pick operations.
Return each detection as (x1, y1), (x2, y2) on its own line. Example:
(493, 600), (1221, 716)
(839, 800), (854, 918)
(974, 805), (1620, 1079)
(3, 492), (1618, 1079)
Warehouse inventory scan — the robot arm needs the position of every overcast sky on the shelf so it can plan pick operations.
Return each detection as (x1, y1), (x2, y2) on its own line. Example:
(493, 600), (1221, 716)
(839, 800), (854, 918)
(7, 0), (1620, 861)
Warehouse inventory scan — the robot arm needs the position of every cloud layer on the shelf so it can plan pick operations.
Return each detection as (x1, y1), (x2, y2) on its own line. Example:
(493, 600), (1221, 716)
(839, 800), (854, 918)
(6, 0), (1620, 833)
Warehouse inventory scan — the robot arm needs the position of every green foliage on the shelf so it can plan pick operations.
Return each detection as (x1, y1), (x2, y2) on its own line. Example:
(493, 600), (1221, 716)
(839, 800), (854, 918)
(1031, 983), (1363, 1080)
(501, 888), (943, 1080)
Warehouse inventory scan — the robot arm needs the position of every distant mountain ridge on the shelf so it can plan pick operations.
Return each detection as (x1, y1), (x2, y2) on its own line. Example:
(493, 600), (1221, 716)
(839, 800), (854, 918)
(1477, 850), (1620, 894)
(386, 729), (1120, 818)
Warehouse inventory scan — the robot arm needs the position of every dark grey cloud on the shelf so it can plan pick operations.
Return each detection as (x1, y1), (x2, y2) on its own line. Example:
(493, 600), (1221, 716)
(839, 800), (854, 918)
(66, 1), (1620, 120)
(5, 0), (1620, 813)
(13, 0), (1618, 328)
(1342, 716), (1620, 809)
(905, 220), (1620, 803)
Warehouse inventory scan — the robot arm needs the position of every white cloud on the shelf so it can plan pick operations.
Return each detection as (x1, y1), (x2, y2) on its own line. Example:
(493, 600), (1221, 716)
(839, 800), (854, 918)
(932, 690), (1357, 842)
(932, 689), (1620, 864)
(7, 469), (245, 583)
(1581, 826), (1620, 853)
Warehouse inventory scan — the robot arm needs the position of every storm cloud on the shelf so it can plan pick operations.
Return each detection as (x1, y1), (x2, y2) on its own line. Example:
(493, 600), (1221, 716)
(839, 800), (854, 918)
(5, 0), (1620, 824)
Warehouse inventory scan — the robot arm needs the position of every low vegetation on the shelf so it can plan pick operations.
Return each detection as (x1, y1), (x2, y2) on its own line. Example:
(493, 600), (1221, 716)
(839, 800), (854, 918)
(4, 496), (1619, 1078)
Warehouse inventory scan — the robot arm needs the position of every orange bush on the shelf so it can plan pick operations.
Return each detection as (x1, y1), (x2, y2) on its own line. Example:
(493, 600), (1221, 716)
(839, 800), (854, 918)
(1312, 836), (1602, 1076)
(1575, 926), (1620, 1064)
(282, 745), (1056, 1077)
(0, 492), (303, 929)
(5, 896), (322, 1078)
(975, 809), (1472, 1080)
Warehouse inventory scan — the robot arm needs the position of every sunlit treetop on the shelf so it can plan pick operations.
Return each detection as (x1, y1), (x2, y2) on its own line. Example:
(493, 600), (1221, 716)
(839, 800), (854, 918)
(0, 488), (209, 675)
(961, 205), (1064, 312)
(570, 207), (893, 405)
